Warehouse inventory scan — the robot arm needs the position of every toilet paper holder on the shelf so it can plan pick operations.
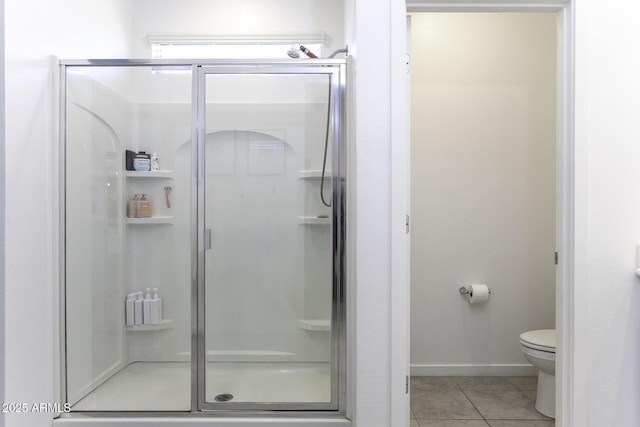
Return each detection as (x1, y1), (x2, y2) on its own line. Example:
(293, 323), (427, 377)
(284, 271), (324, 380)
(459, 286), (491, 295)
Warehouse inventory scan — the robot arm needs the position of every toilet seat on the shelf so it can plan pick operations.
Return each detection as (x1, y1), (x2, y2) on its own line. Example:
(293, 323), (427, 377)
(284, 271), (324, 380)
(520, 329), (555, 353)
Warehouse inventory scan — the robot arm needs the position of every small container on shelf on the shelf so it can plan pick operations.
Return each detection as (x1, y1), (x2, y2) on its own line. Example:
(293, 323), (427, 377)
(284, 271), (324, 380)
(127, 194), (140, 218)
(134, 292), (144, 325)
(137, 194), (152, 218)
(125, 287), (170, 331)
(127, 150), (151, 171)
(151, 288), (163, 324)
(125, 293), (137, 326)
(142, 288), (153, 324)
(151, 153), (159, 171)
(142, 287), (163, 325)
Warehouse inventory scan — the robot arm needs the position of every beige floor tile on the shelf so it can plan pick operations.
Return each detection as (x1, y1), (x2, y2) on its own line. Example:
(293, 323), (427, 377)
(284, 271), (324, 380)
(506, 376), (538, 391)
(487, 420), (555, 427)
(454, 376), (519, 391)
(411, 389), (483, 420)
(411, 376), (461, 392)
(464, 389), (547, 420)
(417, 421), (490, 427)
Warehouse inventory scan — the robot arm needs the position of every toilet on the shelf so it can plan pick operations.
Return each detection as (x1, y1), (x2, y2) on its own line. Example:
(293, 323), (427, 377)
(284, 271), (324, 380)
(519, 329), (555, 418)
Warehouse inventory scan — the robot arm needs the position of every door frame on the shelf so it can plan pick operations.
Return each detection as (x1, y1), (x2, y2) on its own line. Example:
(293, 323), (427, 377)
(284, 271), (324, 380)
(401, 1), (575, 426)
(194, 62), (347, 413)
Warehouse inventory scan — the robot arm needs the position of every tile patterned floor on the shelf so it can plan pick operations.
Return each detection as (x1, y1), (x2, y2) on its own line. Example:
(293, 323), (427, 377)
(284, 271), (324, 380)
(410, 376), (555, 427)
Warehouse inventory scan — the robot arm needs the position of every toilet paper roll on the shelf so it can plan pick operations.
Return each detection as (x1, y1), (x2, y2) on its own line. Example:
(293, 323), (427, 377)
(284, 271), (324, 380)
(466, 284), (490, 304)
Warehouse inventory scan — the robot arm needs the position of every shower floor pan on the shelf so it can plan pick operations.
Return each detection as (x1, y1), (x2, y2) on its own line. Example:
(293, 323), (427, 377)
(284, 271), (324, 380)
(72, 361), (331, 412)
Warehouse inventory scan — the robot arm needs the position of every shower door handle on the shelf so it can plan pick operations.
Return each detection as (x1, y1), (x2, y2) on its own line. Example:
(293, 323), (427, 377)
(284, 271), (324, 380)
(204, 228), (212, 251)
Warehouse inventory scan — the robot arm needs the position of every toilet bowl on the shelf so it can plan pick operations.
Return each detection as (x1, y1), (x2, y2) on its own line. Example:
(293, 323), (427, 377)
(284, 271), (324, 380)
(519, 329), (555, 418)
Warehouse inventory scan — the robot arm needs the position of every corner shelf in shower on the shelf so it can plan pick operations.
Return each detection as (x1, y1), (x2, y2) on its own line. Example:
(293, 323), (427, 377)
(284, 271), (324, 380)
(126, 216), (174, 225)
(297, 319), (331, 331)
(125, 170), (174, 179)
(297, 216), (331, 225)
(298, 170), (332, 180)
(126, 319), (174, 332)
(125, 171), (175, 224)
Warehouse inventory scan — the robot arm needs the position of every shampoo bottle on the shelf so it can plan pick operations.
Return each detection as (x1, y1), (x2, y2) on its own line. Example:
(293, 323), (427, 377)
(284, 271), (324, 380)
(138, 194), (152, 218)
(151, 287), (163, 324)
(134, 292), (144, 325)
(128, 194), (139, 218)
(125, 293), (137, 326)
(143, 288), (152, 325)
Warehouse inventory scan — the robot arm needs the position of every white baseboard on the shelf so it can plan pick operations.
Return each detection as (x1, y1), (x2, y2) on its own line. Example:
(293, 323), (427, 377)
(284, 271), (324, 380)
(411, 363), (538, 376)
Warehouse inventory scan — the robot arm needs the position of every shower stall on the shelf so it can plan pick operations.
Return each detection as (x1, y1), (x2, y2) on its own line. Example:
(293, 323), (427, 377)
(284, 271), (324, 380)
(59, 59), (346, 418)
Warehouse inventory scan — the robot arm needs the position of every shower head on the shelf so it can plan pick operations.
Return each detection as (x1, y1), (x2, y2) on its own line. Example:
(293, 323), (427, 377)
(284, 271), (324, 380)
(287, 44), (318, 59)
(299, 45), (318, 59)
(287, 46), (300, 58)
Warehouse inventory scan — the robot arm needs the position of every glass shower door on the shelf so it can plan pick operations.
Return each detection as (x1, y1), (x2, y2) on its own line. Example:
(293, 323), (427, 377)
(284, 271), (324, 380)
(62, 63), (194, 412)
(197, 66), (343, 410)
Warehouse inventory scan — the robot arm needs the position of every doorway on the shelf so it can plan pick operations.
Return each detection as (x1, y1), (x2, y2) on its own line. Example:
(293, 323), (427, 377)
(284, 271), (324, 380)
(407, 8), (570, 426)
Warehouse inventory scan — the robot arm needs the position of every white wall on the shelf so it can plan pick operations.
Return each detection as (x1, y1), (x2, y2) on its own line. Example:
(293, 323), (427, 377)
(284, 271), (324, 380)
(7, 0), (640, 426)
(345, 0), (410, 425)
(573, 1), (640, 425)
(410, 12), (557, 375)
(127, 99), (334, 365)
(3, 0), (405, 426)
(131, 0), (345, 59)
(0, 0), (5, 422)
(4, 0), (133, 425)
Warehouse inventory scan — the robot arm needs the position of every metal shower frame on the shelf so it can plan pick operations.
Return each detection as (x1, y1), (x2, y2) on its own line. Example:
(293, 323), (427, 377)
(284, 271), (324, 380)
(58, 58), (347, 418)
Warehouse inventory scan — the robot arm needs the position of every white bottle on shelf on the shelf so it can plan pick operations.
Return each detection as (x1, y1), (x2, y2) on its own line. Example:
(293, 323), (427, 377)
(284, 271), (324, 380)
(143, 288), (152, 325)
(134, 292), (144, 325)
(150, 287), (163, 324)
(151, 153), (159, 171)
(125, 293), (137, 326)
